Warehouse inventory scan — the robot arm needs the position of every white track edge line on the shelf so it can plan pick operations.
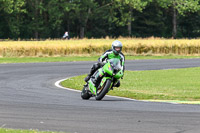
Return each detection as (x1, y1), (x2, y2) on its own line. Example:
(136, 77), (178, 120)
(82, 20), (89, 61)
(55, 77), (137, 101)
(54, 77), (180, 104)
(55, 77), (81, 92)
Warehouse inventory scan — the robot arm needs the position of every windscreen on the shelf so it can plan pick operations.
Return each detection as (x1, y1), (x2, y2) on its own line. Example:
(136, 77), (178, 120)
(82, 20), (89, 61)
(108, 58), (122, 71)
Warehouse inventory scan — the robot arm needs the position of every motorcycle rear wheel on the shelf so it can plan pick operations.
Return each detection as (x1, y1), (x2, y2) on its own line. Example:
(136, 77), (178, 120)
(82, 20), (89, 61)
(81, 85), (91, 100)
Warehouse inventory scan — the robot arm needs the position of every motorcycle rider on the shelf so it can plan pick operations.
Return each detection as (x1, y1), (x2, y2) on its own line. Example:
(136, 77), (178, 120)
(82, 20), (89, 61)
(84, 40), (125, 88)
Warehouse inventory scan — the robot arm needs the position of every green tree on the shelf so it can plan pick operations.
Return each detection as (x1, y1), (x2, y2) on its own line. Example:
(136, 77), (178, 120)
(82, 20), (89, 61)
(156, 0), (200, 38)
(113, 0), (152, 36)
(47, 0), (67, 38)
(69, 0), (98, 38)
(178, 11), (200, 38)
(0, 0), (26, 38)
(131, 2), (170, 37)
(26, 0), (47, 39)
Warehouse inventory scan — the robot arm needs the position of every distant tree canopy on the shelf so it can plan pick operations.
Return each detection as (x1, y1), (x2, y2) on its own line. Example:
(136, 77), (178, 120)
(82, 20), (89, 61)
(0, 0), (200, 39)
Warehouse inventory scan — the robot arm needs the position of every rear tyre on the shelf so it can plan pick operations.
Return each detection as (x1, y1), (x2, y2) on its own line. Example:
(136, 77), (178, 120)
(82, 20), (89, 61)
(95, 79), (112, 101)
(81, 86), (91, 100)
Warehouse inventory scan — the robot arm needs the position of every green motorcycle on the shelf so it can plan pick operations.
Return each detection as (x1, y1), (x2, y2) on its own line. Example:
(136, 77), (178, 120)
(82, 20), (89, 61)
(81, 58), (124, 100)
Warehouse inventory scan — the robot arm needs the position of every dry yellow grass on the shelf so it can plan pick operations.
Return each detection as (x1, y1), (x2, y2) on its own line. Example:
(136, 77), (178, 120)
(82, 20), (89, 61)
(0, 38), (200, 57)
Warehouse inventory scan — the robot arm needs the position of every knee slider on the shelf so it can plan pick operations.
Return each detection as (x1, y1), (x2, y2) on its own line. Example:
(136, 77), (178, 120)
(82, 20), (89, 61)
(114, 80), (120, 87)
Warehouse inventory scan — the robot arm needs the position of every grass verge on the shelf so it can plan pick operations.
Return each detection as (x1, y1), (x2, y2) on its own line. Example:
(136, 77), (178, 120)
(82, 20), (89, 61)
(61, 67), (200, 103)
(0, 128), (63, 133)
(0, 55), (200, 64)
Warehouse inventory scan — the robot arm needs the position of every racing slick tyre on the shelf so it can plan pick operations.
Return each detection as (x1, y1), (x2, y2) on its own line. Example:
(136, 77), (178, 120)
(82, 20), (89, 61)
(95, 79), (111, 101)
(81, 86), (91, 100)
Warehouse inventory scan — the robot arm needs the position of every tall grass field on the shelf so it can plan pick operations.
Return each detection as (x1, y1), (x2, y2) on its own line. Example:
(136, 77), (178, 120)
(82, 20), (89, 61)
(0, 38), (200, 57)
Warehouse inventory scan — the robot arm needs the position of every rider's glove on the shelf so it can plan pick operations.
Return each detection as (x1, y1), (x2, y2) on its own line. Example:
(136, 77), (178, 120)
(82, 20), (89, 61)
(98, 61), (105, 66)
(102, 59), (107, 63)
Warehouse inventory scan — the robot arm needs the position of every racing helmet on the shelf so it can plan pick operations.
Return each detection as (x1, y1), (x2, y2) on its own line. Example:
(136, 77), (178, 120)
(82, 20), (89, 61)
(112, 40), (123, 55)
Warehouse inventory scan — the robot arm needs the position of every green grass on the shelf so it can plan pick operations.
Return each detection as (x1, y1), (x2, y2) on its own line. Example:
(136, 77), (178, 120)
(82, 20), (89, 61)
(0, 56), (98, 63)
(61, 67), (200, 102)
(0, 55), (200, 64)
(0, 128), (63, 133)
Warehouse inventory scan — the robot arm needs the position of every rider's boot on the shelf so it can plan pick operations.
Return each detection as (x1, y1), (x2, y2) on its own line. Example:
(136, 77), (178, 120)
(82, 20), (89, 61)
(114, 80), (120, 87)
(111, 80), (120, 90)
(84, 73), (92, 82)
(92, 72), (102, 88)
(85, 68), (95, 82)
(85, 63), (100, 82)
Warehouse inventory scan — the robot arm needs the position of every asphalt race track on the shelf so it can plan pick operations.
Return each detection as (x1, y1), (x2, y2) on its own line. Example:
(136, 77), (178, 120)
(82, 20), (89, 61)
(1, 59), (200, 133)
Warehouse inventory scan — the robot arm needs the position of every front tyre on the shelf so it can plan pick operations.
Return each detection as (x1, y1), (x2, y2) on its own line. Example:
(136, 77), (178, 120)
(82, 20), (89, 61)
(81, 85), (91, 100)
(95, 79), (112, 101)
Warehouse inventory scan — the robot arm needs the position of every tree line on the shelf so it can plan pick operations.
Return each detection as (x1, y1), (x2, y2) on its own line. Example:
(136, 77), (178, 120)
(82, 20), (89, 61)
(0, 0), (200, 39)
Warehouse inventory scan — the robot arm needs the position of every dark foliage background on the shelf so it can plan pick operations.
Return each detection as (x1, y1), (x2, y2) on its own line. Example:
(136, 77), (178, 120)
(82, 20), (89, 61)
(0, 0), (200, 39)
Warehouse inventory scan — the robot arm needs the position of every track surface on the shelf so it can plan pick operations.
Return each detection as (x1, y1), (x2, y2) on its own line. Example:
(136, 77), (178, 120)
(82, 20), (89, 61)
(1, 59), (200, 133)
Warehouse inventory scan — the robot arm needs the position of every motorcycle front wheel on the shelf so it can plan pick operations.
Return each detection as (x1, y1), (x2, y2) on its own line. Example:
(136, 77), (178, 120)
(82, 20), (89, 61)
(95, 79), (112, 101)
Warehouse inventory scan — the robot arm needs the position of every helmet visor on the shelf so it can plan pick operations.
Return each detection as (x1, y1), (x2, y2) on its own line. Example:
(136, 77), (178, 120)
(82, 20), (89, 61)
(115, 47), (121, 52)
